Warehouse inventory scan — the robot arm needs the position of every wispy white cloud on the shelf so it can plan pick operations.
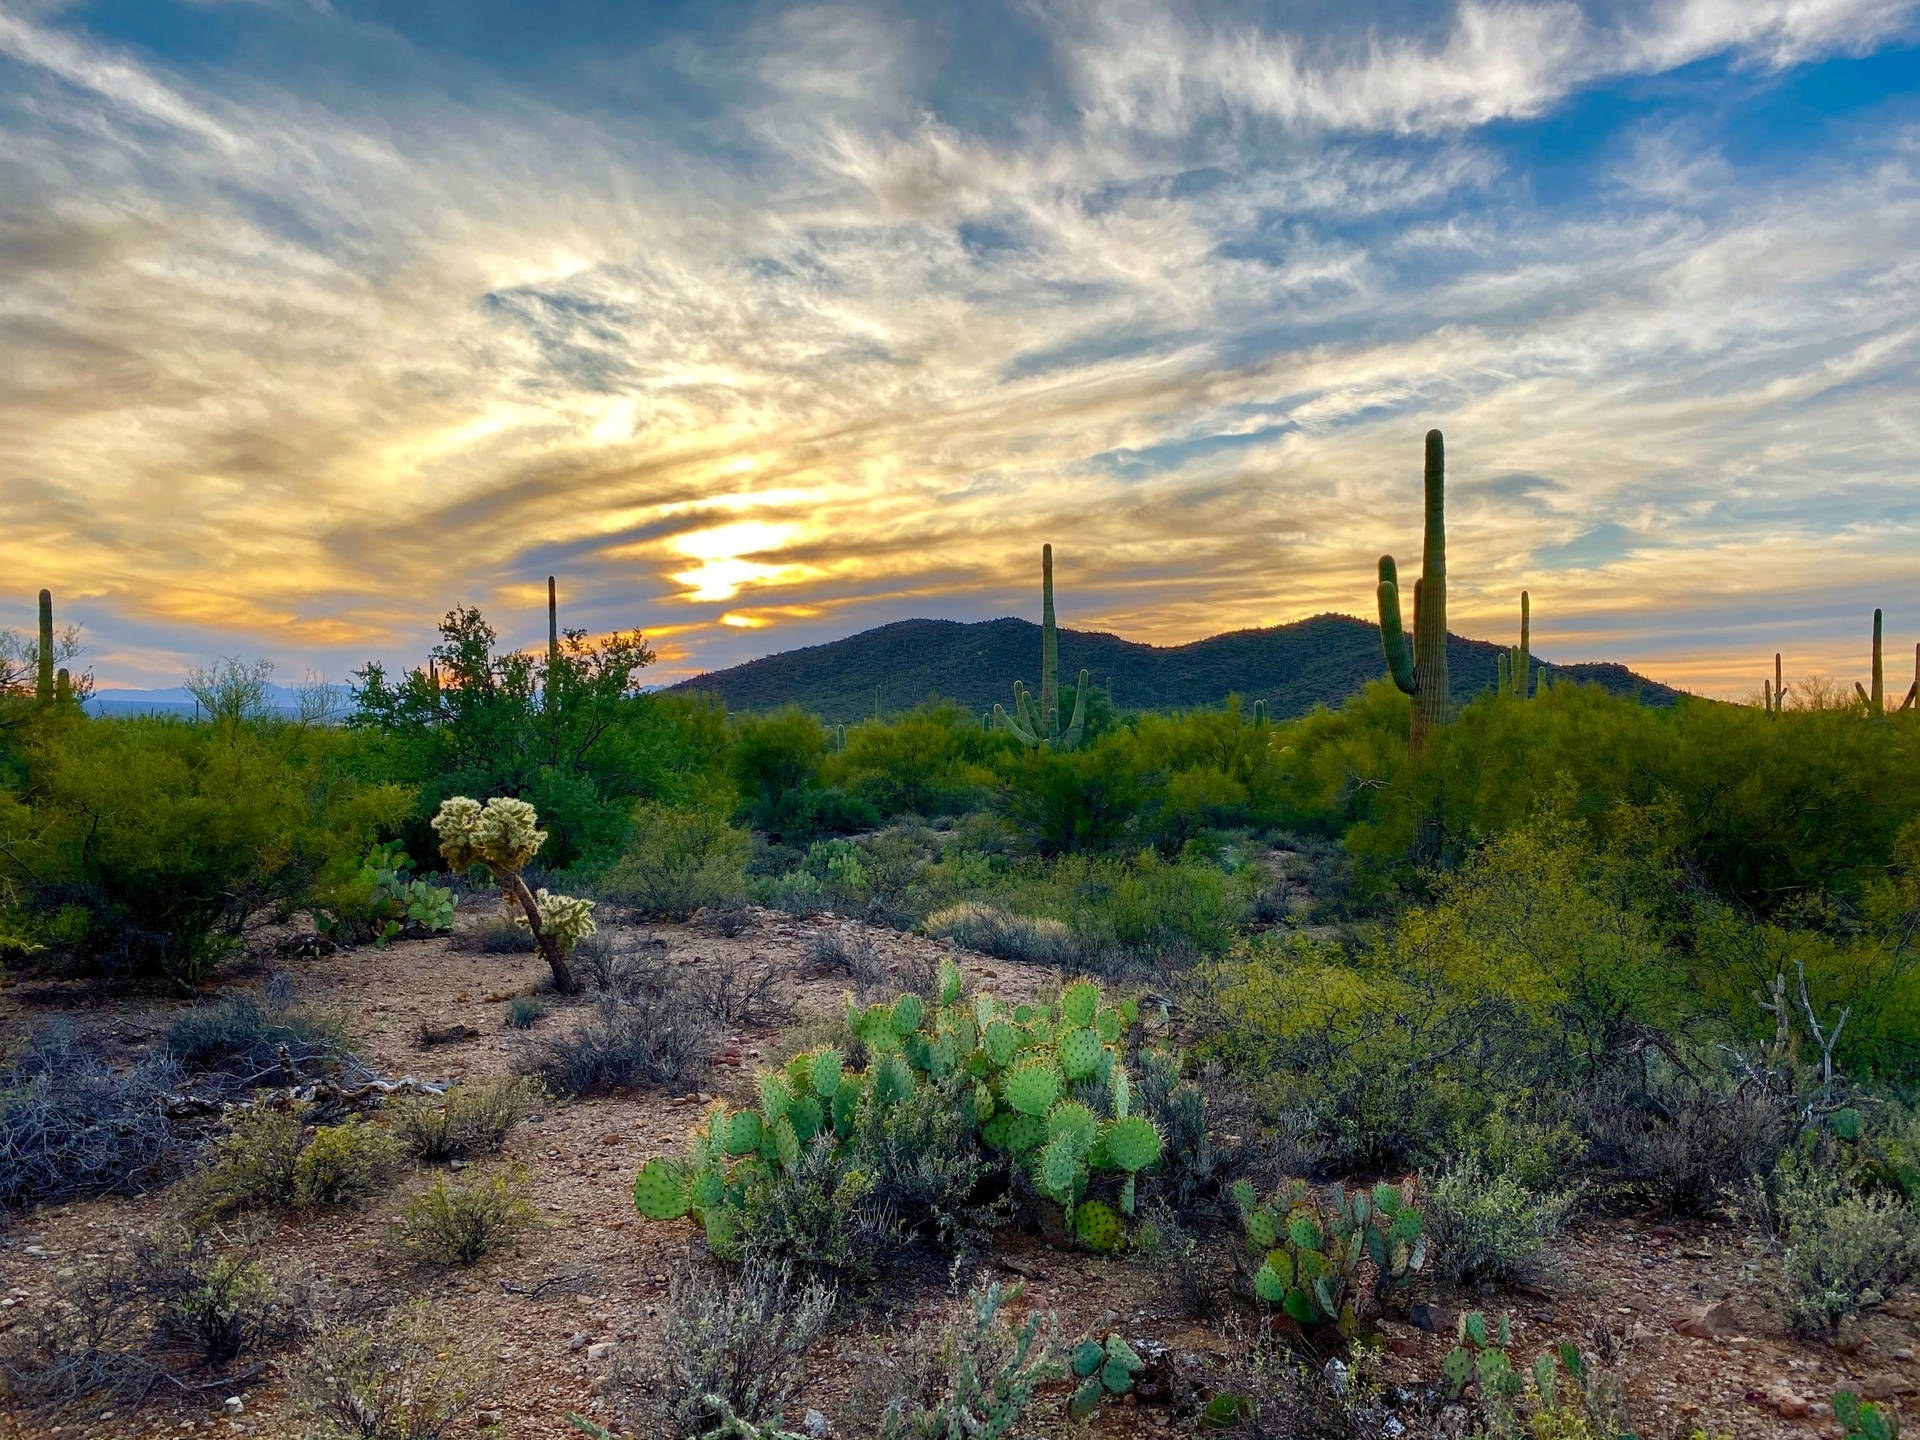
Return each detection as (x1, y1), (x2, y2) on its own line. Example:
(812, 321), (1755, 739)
(0, 0), (1916, 698)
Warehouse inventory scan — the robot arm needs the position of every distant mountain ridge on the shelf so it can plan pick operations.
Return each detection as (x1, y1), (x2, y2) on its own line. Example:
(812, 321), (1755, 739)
(84, 682), (349, 719)
(670, 612), (1684, 722)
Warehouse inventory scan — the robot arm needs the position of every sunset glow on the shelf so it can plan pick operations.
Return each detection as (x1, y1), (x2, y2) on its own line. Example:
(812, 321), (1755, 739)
(3, 2), (1918, 698)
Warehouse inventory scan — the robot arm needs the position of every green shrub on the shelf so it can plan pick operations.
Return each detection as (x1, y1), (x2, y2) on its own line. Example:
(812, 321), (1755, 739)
(392, 1166), (540, 1265)
(1766, 1152), (1920, 1336)
(0, 716), (409, 984)
(134, 1229), (289, 1367)
(197, 1106), (308, 1212)
(294, 1301), (495, 1440)
(292, 1120), (403, 1206)
(735, 1134), (886, 1277)
(391, 1075), (543, 1163)
(1424, 1156), (1576, 1291)
(505, 995), (548, 1029)
(760, 867), (829, 916)
(601, 803), (751, 919)
(841, 1077), (1001, 1253)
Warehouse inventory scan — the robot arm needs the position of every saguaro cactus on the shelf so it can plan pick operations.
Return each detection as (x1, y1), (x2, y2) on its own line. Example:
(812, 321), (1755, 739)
(1376, 431), (1449, 752)
(1855, 610), (1886, 714)
(996, 544), (1087, 749)
(547, 576), (559, 671)
(36, 590), (54, 702)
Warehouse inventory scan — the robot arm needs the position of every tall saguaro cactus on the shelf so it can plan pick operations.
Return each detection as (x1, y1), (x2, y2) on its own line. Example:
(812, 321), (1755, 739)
(1376, 430), (1449, 753)
(36, 589), (54, 702)
(547, 576), (559, 672)
(1497, 590), (1532, 699)
(1856, 609), (1885, 714)
(995, 543), (1087, 749)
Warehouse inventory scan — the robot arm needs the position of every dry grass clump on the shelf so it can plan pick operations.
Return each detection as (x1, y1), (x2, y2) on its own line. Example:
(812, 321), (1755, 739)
(391, 1074), (544, 1163)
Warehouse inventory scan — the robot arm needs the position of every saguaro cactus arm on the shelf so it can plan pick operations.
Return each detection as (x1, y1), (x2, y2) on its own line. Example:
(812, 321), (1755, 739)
(1376, 557), (1416, 695)
(1059, 670), (1089, 749)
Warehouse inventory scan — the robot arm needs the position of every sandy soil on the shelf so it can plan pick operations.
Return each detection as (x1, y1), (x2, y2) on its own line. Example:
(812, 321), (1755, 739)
(2, 905), (1915, 1440)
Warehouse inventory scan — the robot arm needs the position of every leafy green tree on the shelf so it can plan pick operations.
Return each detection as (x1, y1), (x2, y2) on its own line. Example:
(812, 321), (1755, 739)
(350, 605), (662, 870)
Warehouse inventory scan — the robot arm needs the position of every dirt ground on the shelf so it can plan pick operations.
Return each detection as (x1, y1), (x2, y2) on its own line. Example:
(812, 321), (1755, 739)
(2, 904), (1916, 1440)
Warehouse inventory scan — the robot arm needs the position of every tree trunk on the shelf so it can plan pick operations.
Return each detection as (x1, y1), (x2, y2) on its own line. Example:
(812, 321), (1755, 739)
(494, 864), (576, 993)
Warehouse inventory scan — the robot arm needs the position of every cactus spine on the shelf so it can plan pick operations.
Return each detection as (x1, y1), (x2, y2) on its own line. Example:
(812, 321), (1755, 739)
(1376, 430), (1449, 752)
(36, 589), (54, 702)
(995, 544), (1086, 749)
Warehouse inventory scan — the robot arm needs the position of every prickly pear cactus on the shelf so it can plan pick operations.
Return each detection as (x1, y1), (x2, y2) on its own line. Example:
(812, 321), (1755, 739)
(632, 961), (1160, 1253)
(632, 1157), (690, 1219)
(1074, 1200), (1125, 1252)
(1234, 1177), (1426, 1336)
(1067, 1333), (1146, 1419)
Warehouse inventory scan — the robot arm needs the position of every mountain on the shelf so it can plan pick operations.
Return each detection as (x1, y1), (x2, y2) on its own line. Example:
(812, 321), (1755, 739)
(669, 613), (1685, 722)
(84, 682), (351, 720)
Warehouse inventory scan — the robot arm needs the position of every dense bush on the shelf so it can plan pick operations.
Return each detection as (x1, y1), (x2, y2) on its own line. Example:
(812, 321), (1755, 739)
(1423, 1156), (1576, 1290)
(1763, 1151), (1920, 1336)
(601, 802), (751, 918)
(350, 604), (722, 871)
(0, 715), (408, 983)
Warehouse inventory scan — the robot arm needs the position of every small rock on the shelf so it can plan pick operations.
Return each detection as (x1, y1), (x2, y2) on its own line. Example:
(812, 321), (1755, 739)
(804, 1409), (830, 1439)
(1411, 1303), (1457, 1334)
(1675, 1301), (1740, 1340)
(568, 1332), (590, 1351)
(1770, 1386), (1811, 1420)
(587, 1342), (615, 1362)
(1896, 1348), (1915, 1363)
(224, 1397), (244, 1415)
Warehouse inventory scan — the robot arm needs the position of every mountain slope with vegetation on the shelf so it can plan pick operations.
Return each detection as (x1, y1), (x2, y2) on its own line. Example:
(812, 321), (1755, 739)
(669, 612), (1685, 720)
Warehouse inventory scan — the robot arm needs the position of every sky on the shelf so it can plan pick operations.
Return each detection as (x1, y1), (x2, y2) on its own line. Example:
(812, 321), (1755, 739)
(2, 0), (1918, 700)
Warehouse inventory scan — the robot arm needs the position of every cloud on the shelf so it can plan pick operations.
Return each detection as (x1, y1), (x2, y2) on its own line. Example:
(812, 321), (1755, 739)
(0, 0), (1916, 697)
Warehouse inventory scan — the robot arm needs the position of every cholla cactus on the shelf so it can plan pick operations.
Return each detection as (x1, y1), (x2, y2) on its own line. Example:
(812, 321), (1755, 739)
(431, 795), (580, 992)
(519, 889), (595, 956)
